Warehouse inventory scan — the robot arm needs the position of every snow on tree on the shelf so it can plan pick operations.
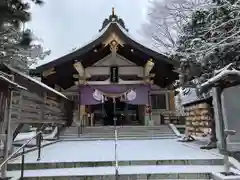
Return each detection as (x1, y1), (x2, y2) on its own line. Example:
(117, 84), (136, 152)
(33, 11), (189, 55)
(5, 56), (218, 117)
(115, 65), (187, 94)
(0, 0), (48, 73)
(143, 0), (209, 53)
(0, 24), (50, 72)
(143, 0), (210, 113)
(177, 0), (240, 89)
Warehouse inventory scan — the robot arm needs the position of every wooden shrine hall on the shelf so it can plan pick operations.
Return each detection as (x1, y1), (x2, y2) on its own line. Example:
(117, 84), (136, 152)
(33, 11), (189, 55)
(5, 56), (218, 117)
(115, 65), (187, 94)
(32, 8), (180, 127)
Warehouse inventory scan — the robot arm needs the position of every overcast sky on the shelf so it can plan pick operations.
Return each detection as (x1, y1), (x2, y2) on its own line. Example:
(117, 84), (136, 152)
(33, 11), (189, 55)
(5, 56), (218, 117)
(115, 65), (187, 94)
(27, 0), (151, 67)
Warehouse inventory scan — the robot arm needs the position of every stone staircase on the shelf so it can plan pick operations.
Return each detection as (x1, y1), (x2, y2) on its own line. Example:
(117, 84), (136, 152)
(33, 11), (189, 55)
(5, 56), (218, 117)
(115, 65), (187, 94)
(7, 157), (223, 179)
(59, 125), (177, 140)
(5, 138), (231, 180)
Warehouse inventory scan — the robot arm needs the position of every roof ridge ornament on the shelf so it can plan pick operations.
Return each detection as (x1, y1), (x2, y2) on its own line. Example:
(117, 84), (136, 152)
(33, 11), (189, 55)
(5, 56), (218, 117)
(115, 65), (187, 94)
(99, 8), (129, 32)
(112, 7), (115, 16)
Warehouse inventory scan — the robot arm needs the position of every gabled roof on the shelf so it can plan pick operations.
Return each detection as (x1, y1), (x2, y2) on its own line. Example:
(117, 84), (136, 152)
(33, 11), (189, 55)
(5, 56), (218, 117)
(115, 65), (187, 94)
(34, 10), (179, 72)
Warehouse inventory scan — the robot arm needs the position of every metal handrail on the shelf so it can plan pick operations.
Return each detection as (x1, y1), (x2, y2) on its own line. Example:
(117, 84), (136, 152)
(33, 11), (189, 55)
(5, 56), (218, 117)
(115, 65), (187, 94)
(0, 130), (42, 168)
(114, 124), (119, 180)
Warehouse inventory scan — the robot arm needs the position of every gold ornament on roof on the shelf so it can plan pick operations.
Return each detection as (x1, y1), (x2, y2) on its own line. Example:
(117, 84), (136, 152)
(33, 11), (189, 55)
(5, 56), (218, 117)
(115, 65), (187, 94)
(109, 40), (118, 53)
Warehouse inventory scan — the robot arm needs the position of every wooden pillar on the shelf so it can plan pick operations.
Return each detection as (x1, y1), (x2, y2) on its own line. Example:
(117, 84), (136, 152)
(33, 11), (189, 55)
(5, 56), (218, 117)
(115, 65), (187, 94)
(166, 91), (170, 110)
(169, 91), (175, 111)
(80, 105), (86, 126)
(124, 103), (129, 124)
(77, 95), (80, 126)
(40, 92), (46, 125)
(2, 87), (13, 177)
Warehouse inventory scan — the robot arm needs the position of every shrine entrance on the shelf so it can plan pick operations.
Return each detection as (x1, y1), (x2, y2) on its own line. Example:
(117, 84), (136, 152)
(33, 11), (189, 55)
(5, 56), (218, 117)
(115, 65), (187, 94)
(80, 84), (148, 126)
(91, 97), (141, 126)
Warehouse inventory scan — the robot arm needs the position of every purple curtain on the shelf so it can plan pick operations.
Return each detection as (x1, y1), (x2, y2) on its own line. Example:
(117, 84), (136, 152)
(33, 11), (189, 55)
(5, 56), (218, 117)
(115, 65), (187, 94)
(127, 85), (149, 105)
(79, 84), (150, 105)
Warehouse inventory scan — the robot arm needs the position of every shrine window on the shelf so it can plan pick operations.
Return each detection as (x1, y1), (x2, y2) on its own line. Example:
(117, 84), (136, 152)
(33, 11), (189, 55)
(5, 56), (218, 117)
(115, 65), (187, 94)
(151, 93), (167, 110)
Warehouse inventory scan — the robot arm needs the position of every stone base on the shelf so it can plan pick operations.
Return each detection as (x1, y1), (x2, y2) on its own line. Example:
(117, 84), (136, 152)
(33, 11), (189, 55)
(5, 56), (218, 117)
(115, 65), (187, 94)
(212, 172), (240, 180)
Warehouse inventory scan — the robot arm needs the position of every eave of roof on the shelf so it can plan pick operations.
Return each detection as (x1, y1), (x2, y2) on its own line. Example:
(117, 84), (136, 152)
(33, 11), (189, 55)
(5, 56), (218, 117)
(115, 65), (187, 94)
(4, 64), (68, 99)
(181, 88), (212, 106)
(35, 22), (179, 72)
(0, 73), (27, 91)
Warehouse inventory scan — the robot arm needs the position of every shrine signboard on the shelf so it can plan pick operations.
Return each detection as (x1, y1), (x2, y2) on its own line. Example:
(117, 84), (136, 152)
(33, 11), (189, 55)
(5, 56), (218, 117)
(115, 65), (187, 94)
(110, 66), (119, 83)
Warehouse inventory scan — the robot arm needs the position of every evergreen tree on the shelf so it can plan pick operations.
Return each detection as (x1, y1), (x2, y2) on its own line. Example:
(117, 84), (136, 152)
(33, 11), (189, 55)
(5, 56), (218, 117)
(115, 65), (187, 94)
(0, 0), (43, 46)
(177, 0), (240, 88)
(0, 0), (49, 72)
(174, 9), (210, 87)
(0, 24), (50, 72)
(0, 0), (43, 26)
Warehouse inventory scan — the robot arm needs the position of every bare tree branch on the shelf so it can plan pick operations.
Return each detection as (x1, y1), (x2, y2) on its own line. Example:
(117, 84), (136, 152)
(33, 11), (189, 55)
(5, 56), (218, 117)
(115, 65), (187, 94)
(143, 0), (209, 53)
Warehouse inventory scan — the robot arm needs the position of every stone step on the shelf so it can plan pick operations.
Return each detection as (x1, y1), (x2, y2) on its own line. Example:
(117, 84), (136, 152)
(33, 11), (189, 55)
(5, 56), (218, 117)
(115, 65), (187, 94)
(83, 125), (172, 130)
(60, 134), (177, 140)
(61, 125), (175, 137)
(60, 125), (176, 140)
(82, 129), (173, 134)
(76, 132), (174, 136)
(59, 136), (177, 141)
(6, 165), (223, 179)
(61, 134), (176, 138)
(63, 130), (173, 135)
(60, 137), (179, 142)
(8, 159), (224, 171)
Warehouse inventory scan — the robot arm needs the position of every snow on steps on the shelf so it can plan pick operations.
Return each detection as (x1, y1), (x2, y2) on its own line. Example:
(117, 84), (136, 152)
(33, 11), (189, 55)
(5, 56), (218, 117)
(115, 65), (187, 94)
(60, 125), (177, 140)
(7, 165), (223, 179)
(7, 158), (224, 171)
(7, 139), (225, 179)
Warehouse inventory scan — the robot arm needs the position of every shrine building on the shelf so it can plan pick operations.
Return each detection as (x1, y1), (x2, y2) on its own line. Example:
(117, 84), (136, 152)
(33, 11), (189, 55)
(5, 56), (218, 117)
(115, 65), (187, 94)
(32, 8), (179, 126)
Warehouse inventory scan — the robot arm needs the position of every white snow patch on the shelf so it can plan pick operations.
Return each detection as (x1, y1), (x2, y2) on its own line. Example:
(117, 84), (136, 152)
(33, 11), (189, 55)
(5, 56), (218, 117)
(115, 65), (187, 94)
(14, 132), (36, 142)
(7, 165), (224, 177)
(201, 68), (240, 88)
(9, 139), (222, 164)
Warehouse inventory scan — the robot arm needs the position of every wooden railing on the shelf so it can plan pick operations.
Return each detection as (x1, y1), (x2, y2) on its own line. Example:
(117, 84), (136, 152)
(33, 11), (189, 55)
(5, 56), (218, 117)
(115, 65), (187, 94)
(0, 131), (43, 179)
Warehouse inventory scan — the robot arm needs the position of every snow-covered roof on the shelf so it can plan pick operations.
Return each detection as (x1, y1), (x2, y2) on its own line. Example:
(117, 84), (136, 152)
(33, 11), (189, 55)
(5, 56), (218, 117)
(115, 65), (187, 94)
(35, 23), (112, 68)
(181, 88), (211, 106)
(0, 73), (27, 91)
(5, 64), (68, 99)
(34, 12), (178, 72)
(181, 88), (201, 105)
(201, 64), (240, 89)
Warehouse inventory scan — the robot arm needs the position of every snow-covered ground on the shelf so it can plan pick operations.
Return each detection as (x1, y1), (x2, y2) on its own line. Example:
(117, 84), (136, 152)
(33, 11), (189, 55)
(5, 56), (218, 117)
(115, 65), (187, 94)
(9, 139), (222, 164)
(14, 132), (36, 141)
(14, 127), (58, 142)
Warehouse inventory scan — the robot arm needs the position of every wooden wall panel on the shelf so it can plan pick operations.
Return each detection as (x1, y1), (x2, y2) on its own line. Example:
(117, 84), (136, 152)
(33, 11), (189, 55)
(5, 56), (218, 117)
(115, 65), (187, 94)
(184, 102), (211, 137)
(11, 91), (67, 124)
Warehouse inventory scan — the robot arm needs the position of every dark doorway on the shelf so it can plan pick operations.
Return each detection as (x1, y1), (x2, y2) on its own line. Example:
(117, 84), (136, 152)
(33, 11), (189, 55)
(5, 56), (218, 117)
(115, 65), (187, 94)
(103, 97), (125, 125)
(91, 98), (140, 126)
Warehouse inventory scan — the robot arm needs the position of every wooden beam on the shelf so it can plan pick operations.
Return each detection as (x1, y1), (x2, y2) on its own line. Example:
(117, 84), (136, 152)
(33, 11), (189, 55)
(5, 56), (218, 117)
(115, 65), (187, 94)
(85, 66), (144, 77)
(42, 68), (56, 77)
(73, 61), (91, 79)
(75, 78), (145, 85)
(144, 59), (155, 77)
